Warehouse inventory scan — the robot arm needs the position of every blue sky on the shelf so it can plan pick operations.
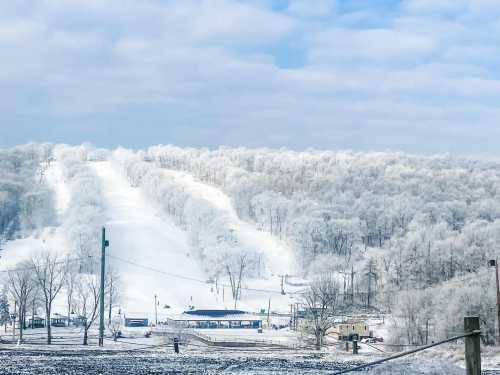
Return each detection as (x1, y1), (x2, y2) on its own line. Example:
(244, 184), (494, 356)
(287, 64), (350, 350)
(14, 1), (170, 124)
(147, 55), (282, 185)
(1, 0), (499, 155)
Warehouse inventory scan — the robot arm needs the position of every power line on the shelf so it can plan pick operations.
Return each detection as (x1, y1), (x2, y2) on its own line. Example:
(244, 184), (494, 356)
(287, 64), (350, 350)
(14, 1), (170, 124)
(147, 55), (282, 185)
(0, 255), (94, 274)
(107, 254), (285, 295)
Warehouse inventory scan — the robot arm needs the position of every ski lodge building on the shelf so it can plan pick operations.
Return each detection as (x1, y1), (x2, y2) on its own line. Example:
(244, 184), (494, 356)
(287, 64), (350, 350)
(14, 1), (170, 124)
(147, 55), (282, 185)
(164, 309), (262, 329)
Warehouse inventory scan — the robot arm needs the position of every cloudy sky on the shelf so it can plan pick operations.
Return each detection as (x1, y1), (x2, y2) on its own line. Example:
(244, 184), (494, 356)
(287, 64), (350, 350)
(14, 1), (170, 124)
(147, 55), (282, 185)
(1, 0), (499, 155)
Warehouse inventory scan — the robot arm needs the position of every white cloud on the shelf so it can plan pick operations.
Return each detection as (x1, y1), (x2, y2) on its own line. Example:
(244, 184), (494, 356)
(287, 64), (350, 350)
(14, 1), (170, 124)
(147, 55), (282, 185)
(308, 28), (437, 63)
(189, 0), (295, 43)
(0, 0), (499, 155)
(287, 0), (335, 17)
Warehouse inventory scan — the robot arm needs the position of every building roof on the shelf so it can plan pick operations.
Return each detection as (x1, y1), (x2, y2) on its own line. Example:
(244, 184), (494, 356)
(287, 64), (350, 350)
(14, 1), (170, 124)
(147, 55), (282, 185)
(184, 309), (246, 317)
(166, 313), (262, 322)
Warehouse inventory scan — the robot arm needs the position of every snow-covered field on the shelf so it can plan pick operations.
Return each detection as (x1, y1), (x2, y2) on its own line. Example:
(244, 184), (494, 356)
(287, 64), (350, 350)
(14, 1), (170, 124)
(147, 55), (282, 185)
(0, 342), (474, 375)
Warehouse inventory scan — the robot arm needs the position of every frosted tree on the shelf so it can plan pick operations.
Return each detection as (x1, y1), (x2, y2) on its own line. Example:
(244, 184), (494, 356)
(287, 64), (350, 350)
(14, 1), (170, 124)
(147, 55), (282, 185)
(7, 261), (36, 341)
(31, 251), (67, 344)
(0, 285), (10, 332)
(75, 273), (101, 345)
(302, 274), (339, 350)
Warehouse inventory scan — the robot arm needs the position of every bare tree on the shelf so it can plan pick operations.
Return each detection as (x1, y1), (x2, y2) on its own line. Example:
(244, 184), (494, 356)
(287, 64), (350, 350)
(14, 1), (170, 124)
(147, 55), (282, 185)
(108, 314), (122, 341)
(64, 257), (79, 327)
(75, 273), (100, 345)
(31, 251), (67, 344)
(225, 253), (248, 309)
(105, 265), (121, 324)
(7, 261), (36, 342)
(302, 274), (339, 350)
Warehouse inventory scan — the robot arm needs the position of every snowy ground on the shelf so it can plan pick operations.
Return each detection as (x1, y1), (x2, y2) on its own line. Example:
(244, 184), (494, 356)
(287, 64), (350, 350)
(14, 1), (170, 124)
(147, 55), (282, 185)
(0, 344), (481, 375)
(0, 325), (494, 374)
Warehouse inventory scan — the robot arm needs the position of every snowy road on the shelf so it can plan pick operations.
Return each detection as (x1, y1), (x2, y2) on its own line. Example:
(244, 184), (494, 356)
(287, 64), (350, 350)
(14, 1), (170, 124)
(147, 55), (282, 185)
(90, 161), (216, 315)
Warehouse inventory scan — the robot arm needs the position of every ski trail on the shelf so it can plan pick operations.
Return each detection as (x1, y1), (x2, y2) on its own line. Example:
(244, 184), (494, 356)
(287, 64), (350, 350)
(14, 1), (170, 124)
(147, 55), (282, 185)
(45, 161), (71, 219)
(162, 170), (296, 276)
(90, 161), (216, 316)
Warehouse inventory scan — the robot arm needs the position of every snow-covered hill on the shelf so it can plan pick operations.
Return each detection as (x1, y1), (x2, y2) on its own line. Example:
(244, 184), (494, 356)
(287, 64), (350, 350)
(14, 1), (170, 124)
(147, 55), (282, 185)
(1, 156), (298, 318)
(90, 160), (214, 313)
(89, 160), (298, 315)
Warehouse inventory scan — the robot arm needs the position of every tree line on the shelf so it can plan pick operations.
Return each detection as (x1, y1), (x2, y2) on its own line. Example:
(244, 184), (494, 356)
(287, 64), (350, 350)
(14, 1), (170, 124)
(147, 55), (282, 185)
(1, 251), (120, 345)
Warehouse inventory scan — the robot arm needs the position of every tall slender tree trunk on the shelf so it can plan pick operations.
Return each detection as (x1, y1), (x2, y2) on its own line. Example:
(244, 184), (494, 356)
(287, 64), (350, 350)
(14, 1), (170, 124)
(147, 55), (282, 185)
(46, 306), (52, 345)
(315, 330), (321, 350)
(18, 304), (23, 341)
(67, 302), (71, 328)
(83, 328), (88, 345)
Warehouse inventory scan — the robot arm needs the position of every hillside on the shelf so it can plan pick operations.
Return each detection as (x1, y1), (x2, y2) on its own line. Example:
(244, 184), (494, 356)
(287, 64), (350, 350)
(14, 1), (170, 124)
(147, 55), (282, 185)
(1, 144), (498, 344)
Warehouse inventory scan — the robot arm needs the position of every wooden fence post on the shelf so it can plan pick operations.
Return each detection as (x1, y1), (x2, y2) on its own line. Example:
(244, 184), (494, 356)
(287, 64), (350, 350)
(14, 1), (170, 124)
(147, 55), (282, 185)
(353, 339), (358, 355)
(464, 316), (481, 375)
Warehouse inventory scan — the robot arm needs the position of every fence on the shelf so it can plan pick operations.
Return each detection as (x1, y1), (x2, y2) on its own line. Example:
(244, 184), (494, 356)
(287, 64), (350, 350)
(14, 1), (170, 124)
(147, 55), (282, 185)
(2, 316), (483, 374)
(332, 316), (481, 375)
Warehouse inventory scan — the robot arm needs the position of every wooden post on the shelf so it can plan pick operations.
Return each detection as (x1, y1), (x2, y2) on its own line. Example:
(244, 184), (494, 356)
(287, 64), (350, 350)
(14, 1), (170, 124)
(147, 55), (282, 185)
(173, 337), (180, 354)
(496, 260), (500, 343)
(464, 316), (481, 375)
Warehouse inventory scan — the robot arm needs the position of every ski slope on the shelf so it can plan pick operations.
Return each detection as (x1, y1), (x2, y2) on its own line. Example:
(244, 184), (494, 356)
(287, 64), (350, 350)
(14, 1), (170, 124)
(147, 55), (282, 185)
(2, 158), (299, 318)
(161, 169), (296, 276)
(90, 161), (218, 317)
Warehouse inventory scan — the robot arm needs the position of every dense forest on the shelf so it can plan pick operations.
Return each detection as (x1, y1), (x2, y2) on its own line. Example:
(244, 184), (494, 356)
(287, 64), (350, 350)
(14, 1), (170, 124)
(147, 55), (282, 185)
(127, 146), (500, 344)
(0, 144), (54, 245)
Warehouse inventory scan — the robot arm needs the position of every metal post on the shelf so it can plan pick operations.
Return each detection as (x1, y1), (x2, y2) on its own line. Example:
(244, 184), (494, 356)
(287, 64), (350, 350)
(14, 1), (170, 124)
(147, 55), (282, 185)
(98, 227), (109, 347)
(464, 316), (481, 375)
(496, 260), (500, 343)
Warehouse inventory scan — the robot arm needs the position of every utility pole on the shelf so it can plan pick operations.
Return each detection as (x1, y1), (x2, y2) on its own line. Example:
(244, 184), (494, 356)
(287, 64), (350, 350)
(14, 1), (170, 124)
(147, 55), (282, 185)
(154, 294), (158, 326)
(351, 265), (356, 305)
(267, 298), (271, 328)
(365, 260), (377, 308)
(99, 227), (109, 347)
(279, 275), (285, 295)
(489, 259), (500, 343)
